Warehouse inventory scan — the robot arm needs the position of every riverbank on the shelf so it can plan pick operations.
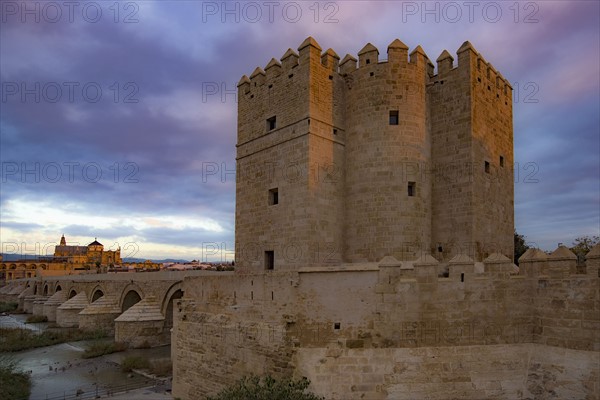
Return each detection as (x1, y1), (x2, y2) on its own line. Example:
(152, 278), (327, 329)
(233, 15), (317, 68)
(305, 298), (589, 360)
(1, 313), (173, 400)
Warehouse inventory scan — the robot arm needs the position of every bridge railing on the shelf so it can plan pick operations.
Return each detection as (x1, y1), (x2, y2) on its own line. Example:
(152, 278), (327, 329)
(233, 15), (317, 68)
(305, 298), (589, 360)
(27, 377), (170, 400)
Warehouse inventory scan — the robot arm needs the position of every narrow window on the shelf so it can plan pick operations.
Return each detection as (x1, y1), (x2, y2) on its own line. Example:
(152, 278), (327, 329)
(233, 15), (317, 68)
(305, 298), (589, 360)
(334, 322), (341, 330)
(460, 273), (465, 282)
(265, 251), (274, 270)
(485, 161), (490, 173)
(366, 59), (370, 64)
(408, 181), (416, 197)
(499, 156), (504, 167)
(389, 110), (399, 125)
(267, 116), (276, 131)
(333, 129), (338, 135)
(268, 188), (278, 205)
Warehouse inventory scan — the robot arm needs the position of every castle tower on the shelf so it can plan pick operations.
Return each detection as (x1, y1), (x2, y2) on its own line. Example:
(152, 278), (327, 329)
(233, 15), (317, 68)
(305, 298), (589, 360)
(428, 41), (514, 261)
(235, 38), (514, 269)
(235, 37), (345, 271)
(60, 234), (66, 246)
(343, 39), (432, 262)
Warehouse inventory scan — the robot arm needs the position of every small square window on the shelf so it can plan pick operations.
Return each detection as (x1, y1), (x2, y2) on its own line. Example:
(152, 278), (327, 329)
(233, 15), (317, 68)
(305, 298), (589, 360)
(269, 188), (278, 205)
(267, 116), (276, 131)
(389, 110), (399, 125)
(485, 161), (490, 173)
(265, 251), (274, 270)
(408, 182), (416, 197)
(499, 156), (504, 167)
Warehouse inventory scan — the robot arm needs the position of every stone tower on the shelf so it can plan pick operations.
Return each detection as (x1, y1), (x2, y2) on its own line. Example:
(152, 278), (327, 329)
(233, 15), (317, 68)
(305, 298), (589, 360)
(235, 37), (513, 271)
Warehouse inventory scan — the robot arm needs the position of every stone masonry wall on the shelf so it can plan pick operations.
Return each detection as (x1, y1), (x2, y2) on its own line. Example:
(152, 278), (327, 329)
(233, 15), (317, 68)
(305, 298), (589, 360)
(173, 252), (599, 399)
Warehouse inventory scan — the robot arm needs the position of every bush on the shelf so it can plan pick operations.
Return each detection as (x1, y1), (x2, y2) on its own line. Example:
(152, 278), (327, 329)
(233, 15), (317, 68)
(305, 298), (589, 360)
(0, 302), (18, 313)
(121, 355), (150, 372)
(82, 341), (127, 358)
(0, 357), (31, 400)
(206, 375), (324, 400)
(0, 328), (109, 352)
(25, 315), (48, 323)
(149, 358), (172, 377)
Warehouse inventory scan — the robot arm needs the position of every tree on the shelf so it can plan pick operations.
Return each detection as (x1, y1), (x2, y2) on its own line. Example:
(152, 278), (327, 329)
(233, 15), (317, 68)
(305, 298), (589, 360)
(514, 230), (530, 264)
(570, 235), (600, 261)
(206, 375), (324, 400)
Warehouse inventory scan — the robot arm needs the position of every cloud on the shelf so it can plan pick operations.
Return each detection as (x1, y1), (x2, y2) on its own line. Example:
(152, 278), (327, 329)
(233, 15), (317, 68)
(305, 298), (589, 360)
(1, 1), (598, 259)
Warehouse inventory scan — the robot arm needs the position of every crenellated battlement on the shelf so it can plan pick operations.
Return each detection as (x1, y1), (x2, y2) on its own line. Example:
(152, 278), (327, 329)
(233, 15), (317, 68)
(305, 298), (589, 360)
(176, 242), (599, 365)
(239, 37), (435, 91)
(239, 38), (513, 95)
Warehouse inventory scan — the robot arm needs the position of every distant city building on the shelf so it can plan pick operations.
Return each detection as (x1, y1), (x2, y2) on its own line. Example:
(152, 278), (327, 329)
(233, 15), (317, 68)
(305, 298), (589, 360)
(54, 235), (121, 265)
(0, 234), (123, 281)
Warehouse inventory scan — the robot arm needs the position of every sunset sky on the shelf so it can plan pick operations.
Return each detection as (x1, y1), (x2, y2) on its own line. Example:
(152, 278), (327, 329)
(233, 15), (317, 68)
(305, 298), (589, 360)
(1, 1), (599, 260)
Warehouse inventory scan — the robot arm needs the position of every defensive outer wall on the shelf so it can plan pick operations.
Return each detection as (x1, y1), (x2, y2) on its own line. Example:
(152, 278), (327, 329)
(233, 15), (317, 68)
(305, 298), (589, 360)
(171, 38), (600, 400)
(172, 245), (600, 399)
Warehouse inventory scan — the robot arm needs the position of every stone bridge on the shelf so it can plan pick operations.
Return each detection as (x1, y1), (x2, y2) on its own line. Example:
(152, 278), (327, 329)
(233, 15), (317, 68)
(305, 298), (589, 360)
(0, 271), (230, 347)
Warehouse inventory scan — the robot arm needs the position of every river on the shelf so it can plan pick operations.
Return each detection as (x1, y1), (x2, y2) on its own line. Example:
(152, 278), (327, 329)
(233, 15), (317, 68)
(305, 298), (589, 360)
(1, 314), (172, 400)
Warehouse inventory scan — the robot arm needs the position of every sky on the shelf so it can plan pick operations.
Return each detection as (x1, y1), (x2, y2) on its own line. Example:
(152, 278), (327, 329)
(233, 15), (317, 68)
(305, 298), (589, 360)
(1, 0), (599, 261)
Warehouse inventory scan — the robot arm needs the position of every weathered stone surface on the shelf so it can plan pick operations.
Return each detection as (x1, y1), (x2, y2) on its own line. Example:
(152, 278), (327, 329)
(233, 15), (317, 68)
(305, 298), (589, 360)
(114, 297), (166, 347)
(56, 292), (88, 328)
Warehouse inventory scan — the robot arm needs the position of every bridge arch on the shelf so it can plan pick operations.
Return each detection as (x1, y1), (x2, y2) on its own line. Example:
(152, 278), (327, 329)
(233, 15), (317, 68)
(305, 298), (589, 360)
(120, 284), (143, 313)
(68, 288), (77, 299)
(43, 284), (49, 296)
(55, 284), (63, 293)
(161, 282), (184, 330)
(90, 285), (105, 303)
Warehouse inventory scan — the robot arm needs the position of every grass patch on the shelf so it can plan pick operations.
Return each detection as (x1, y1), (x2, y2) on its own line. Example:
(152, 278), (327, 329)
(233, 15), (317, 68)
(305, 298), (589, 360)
(0, 328), (108, 352)
(121, 355), (150, 372)
(82, 341), (127, 359)
(0, 302), (18, 313)
(25, 315), (48, 323)
(0, 357), (31, 400)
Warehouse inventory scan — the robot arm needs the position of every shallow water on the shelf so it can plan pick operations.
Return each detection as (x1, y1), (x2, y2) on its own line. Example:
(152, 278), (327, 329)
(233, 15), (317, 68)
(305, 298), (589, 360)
(0, 315), (171, 400)
(0, 313), (48, 331)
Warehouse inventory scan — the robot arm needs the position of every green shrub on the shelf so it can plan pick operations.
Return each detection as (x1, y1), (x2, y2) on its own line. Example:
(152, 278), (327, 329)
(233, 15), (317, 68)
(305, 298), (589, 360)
(0, 328), (109, 352)
(121, 355), (150, 372)
(206, 375), (324, 400)
(0, 302), (18, 313)
(25, 315), (48, 323)
(0, 357), (31, 400)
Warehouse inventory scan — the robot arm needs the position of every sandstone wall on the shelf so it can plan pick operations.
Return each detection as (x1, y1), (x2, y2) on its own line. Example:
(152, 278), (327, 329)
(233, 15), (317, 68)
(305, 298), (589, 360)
(294, 344), (599, 399)
(172, 252), (599, 399)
